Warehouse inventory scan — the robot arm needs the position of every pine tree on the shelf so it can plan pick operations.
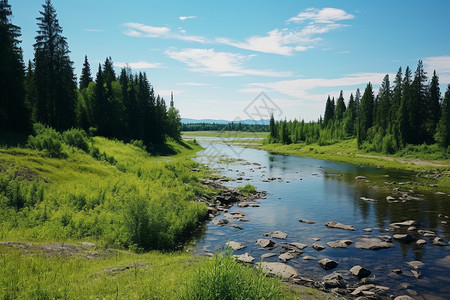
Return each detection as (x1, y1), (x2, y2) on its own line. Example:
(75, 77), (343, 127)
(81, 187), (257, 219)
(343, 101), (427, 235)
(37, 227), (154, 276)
(344, 93), (356, 136)
(34, 0), (76, 130)
(377, 74), (391, 129)
(0, 0), (30, 132)
(427, 70), (441, 143)
(435, 84), (450, 148)
(93, 64), (109, 136)
(79, 55), (92, 90)
(103, 56), (116, 85)
(166, 93), (182, 141)
(390, 67), (402, 144)
(335, 90), (346, 121)
(359, 83), (374, 141)
(399, 66), (413, 145)
(410, 60), (428, 144)
(323, 96), (335, 126)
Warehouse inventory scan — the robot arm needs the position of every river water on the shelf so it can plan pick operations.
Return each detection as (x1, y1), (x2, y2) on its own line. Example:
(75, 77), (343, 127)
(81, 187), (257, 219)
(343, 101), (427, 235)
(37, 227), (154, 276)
(192, 137), (450, 299)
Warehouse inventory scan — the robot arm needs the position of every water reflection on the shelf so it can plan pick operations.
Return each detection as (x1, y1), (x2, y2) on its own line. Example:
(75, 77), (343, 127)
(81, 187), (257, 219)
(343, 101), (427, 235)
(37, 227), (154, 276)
(193, 137), (450, 298)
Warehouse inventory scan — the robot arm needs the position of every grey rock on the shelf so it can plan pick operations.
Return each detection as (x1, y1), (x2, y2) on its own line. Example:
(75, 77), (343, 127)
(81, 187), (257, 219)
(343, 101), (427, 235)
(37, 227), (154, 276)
(355, 238), (395, 250)
(260, 262), (299, 279)
(226, 241), (246, 251)
(416, 239), (426, 245)
(312, 243), (326, 251)
(390, 220), (418, 227)
(432, 237), (448, 246)
(233, 252), (254, 263)
(318, 258), (338, 270)
(393, 234), (415, 243)
(256, 239), (277, 249)
(350, 265), (372, 278)
(298, 218), (316, 224)
(212, 218), (229, 226)
(327, 240), (353, 248)
(264, 231), (288, 239)
(261, 253), (277, 259)
(394, 296), (415, 300)
(392, 269), (403, 274)
(322, 272), (346, 288)
(325, 221), (356, 231)
(279, 251), (301, 262)
(231, 224), (244, 230)
(364, 228), (372, 232)
(281, 242), (307, 251)
(302, 255), (317, 261)
(355, 176), (367, 180)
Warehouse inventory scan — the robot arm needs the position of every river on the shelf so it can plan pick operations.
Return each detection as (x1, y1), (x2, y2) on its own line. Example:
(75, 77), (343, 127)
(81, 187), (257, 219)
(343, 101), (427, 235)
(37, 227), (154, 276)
(191, 136), (450, 299)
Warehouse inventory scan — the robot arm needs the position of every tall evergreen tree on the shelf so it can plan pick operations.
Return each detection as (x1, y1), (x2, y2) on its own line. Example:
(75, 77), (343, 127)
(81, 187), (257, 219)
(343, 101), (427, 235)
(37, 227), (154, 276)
(34, 0), (76, 130)
(103, 56), (116, 85)
(79, 55), (92, 90)
(359, 83), (374, 141)
(390, 67), (403, 144)
(166, 93), (182, 141)
(93, 64), (109, 136)
(435, 84), (450, 148)
(335, 90), (346, 121)
(410, 60), (428, 144)
(376, 74), (391, 129)
(344, 93), (356, 136)
(427, 70), (441, 142)
(323, 96), (335, 126)
(399, 66), (413, 145)
(0, 0), (30, 132)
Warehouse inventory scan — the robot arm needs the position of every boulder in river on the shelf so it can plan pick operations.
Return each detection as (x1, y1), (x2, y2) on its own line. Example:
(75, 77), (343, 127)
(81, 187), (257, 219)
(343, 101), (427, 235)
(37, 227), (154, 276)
(312, 243), (326, 251)
(318, 258), (338, 270)
(326, 240), (353, 248)
(355, 238), (395, 250)
(302, 255), (317, 261)
(226, 241), (246, 251)
(233, 252), (254, 263)
(432, 237), (448, 246)
(281, 242), (307, 251)
(212, 218), (229, 227)
(393, 234), (415, 243)
(394, 296), (415, 300)
(355, 176), (367, 180)
(325, 221), (356, 231)
(390, 220), (418, 227)
(407, 261), (424, 270)
(350, 265), (372, 279)
(260, 262), (299, 280)
(256, 239), (277, 249)
(298, 218), (316, 224)
(416, 239), (426, 245)
(279, 251), (301, 262)
(264, 231), (288, 239)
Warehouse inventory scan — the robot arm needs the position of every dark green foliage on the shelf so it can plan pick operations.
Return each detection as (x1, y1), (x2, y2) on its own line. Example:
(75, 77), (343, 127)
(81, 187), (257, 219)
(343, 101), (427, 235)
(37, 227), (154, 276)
(79, 55), (92, 90)
(435, 85), (450, 148)
(0, 0), (30, 133)
(183, 122), (268, 132)
(268, 61), (445, 155)
(33, 0), (77, 131)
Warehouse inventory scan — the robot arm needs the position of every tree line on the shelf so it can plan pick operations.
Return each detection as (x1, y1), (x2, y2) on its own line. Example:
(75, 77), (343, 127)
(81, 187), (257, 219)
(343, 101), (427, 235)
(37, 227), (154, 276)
(182, 122), (268, 132)
(0, 0), (181, 146)
(269, 61), (450, 153)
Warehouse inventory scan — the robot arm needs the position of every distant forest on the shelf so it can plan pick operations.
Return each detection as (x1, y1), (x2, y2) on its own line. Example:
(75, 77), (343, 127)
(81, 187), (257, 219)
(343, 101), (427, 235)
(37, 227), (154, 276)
(269, 61), (450, 153)
(182, 122), (268, 132)
(0, 0), (182, 146)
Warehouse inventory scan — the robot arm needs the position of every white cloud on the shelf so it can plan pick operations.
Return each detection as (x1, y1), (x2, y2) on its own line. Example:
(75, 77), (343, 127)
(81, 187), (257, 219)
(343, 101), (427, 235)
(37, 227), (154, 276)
(288, 7), (354, 24)
(249, 73), (391, 100)
(176, 82), (212, 86)
(123, 7), (354, 56)
(165, 48), (292, 77)
(179, 16), (196, 21)
(114, 61), (165, 69)
(123, 22), (208, 43)
(424, 56), (450, 74)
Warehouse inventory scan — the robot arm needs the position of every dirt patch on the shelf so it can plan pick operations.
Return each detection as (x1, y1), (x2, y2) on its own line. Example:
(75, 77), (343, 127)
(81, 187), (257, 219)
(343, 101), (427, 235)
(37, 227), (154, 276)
(13, 166), (40, 181)
(103, 264), (148, 275)
(355, 153), (450, 168)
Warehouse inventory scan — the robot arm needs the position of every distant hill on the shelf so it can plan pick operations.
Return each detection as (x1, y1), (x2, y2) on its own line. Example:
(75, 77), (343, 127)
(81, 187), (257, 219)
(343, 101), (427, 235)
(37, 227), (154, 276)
(181, 118), (270, 125)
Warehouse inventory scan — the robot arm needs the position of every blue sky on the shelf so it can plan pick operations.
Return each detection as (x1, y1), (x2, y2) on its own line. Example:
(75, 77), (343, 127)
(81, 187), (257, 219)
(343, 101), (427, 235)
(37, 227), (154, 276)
(9, 0), (450, 121)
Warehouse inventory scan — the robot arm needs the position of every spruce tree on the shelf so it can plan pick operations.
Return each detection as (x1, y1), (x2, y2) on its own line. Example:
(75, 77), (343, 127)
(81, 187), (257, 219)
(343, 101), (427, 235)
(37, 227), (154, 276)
(359, 83), (374, 141)
(435, 84), (450, 148)
(0, 0), (30, 132)
(399, 66), (412, 145)
(377, 74), (391, 129)
(335, 90), (346, 121)
(79, 55), (92, 90)
(391, 67), (402, 144)
(34, 0), (76, 130)
(427, 70), (441, 142)
(410, 60), (428, 144)
(93, 64), (109, 136)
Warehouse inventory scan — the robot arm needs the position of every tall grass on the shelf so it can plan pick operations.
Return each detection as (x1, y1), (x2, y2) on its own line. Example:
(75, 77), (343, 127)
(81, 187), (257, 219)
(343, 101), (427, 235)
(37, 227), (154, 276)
(183, 251), (283, 300)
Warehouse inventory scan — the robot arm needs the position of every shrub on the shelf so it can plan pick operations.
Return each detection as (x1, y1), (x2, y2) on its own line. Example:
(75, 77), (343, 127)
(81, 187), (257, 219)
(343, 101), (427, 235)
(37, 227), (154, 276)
(62, 128), (90, 152)
(26, 123), (64, 158)
(130, 139), (146, 151)
(183, 251), (282, 300)
(237, 184), (257, 196)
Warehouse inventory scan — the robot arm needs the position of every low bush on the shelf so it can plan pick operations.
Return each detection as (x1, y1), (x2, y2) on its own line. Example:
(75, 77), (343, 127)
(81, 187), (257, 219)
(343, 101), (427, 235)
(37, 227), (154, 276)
(62, 128), (90, 152)
(26, 123), (64, 158)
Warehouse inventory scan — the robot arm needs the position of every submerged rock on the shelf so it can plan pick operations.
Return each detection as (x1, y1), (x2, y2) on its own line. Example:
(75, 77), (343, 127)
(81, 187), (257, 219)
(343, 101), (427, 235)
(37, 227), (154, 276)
(390, 220), (418, 227)
(279, 251), (301, 262)
(298, 218), (316, 224)
(312, 243), (326, 251)
(233, 252), (254, 263)
(432, 237), (448, 246)
(326, 240), (353, 248)
(212, 218), (229, 226)
(393, 234), (415, 243)
(260, 262), (299, 279)
(325, 221), (356, 231)
(226, 241), (246, 251)
(355, 238), (395, 250)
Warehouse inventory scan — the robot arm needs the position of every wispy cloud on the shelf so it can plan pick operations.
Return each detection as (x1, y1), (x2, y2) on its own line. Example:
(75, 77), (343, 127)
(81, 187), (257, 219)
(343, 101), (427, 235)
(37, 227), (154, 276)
(288, 8), (354, 24)
(123, 22), (207, 43)
(122, 7), (354, 56)
(165, 48), (292, 77)
(248, 73), (391, 101)
(179, 16), (196, 21)
(424, 56), (450, 74)
(176, 82), (212, 86)
(114, 61), (165, 69)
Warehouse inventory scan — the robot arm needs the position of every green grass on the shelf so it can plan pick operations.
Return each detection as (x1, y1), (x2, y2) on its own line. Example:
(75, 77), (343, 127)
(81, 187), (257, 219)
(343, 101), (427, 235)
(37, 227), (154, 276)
(182, 131), (268, 139)
(237, 184), (258, 197)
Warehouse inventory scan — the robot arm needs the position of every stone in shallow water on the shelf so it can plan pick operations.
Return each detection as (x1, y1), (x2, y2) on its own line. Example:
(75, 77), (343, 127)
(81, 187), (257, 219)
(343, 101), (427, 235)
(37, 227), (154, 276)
(393, 234), (415, 243)
(355, 238), (395, 250)
(225, 241), (246, 251)
(260, 262), (299, 279)
(312, 243), (326, 251)
(318, 258), (338, 270)
(432, 237), (449, 246)
(233, 252), (254, 263)
(264, 230), (288, 239)
(279, 251), (301, 262)
(325, 221), (356, 231)
(256, 239), (277, 249)
(350, 265), (372, 278)
(326, 240), (353, 248)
